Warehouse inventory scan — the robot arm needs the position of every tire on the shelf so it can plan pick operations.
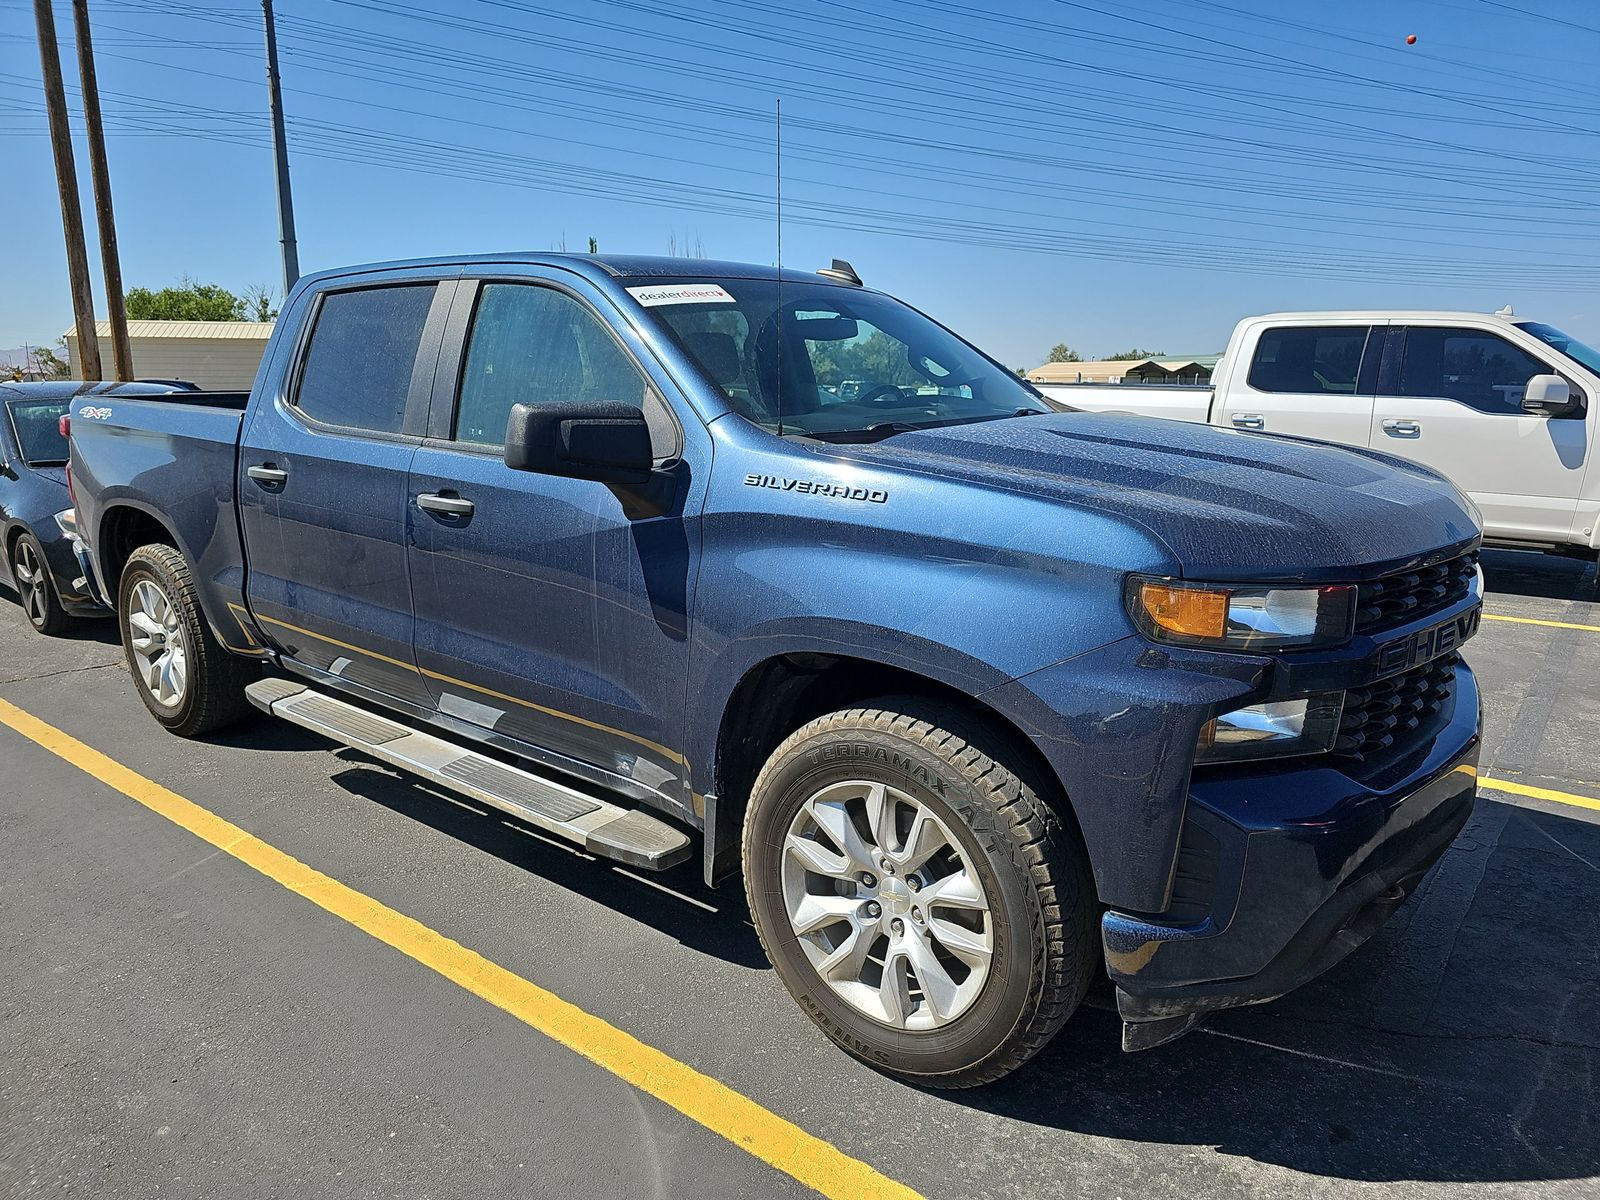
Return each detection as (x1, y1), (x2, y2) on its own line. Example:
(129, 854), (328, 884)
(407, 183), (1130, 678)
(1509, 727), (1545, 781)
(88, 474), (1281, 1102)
(117, 543), (256, 736)
(742, 697), (1096, 1088)
(9, 530), (74, 636)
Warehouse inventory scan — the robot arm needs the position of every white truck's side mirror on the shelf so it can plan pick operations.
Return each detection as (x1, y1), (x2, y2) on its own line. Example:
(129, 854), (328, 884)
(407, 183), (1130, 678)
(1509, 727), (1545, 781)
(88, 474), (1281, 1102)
(1521, 374), (1575, 416)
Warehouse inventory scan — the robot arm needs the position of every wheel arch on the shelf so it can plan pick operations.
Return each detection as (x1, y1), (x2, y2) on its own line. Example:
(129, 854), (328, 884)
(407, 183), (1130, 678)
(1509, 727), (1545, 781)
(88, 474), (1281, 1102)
(96, 501), (180, 595)
(702, 651), (1087, 890)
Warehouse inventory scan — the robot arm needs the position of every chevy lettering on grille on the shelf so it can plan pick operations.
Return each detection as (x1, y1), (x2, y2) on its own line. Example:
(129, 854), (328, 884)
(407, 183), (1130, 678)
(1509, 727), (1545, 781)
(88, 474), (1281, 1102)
(1375, 605), (1481, 677)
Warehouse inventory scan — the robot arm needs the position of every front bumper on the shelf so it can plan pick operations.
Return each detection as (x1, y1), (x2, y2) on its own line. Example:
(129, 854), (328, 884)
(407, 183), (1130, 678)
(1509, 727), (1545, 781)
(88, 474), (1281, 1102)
(1106, 659), (1481, 1050)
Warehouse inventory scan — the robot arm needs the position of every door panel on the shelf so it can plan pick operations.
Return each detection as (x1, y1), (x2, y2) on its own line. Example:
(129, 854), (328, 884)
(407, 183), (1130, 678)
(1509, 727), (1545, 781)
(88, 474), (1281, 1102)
(407, 277), (702, 811)
(1223, 323), (1378, 445)
(239, 281), (448, 707)
(1370, 326), (1586, 542)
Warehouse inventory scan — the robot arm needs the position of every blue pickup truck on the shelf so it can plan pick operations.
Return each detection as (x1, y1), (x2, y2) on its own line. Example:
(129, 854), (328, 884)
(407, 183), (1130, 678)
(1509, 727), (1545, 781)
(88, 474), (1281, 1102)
(69, 253), (1484, 1086)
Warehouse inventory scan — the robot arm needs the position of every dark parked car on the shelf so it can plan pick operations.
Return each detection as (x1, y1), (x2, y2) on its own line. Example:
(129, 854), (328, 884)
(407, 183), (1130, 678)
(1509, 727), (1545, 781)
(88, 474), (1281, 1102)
(1, 381), (190, 633)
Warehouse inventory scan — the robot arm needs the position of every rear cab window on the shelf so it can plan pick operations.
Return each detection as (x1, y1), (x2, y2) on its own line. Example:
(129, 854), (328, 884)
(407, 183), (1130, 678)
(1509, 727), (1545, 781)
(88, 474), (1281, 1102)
(292, 284), (437, 433)
(1247, 326), (1376, 396)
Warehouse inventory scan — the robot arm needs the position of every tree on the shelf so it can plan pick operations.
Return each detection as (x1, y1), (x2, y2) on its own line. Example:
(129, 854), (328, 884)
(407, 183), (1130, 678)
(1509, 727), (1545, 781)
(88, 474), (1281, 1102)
(124, 277), (277, 322)
(239, 283), (279, 322)
(1046, 343), (1081, 363)
(3, 344), (71, 381)
(1107, 347), (1165, 361)
(32, 346), (69, 379)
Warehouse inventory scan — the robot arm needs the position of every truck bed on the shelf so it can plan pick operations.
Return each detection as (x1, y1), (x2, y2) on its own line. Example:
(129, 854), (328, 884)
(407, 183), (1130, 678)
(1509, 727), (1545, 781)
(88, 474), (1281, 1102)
(70, 393), (248, 639)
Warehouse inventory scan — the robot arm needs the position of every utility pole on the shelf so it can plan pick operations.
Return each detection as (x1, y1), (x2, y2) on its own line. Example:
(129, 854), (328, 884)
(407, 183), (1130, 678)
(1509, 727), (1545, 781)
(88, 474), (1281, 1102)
(72, 0), (132, 381)
(262, 0), (299, 296)
(33, 0), (101, 381)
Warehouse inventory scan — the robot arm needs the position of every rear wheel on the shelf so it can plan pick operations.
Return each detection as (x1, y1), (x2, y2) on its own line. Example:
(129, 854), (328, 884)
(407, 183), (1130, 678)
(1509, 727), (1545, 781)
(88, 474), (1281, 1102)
(10, 531), (73, 636)
(743, 697), (1097, 1088)
(118, 543), (256, 736)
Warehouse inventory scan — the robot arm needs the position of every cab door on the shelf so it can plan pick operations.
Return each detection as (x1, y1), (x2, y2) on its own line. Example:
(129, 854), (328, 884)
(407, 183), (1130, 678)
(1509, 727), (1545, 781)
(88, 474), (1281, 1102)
(404, 273), (706, 814)
(238, 278), (454, 709)
(1220, 323), (1379, 446)
(1370, 325), (1586, 543)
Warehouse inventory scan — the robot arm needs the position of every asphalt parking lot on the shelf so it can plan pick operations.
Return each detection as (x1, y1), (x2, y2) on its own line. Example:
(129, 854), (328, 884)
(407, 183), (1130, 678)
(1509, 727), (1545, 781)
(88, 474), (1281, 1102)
(2, 548), (1598, 1200)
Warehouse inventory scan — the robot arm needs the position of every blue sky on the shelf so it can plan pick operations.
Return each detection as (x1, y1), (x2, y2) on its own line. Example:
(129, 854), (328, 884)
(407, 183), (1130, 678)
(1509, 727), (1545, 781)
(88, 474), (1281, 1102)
(2, 0), (1597, 367)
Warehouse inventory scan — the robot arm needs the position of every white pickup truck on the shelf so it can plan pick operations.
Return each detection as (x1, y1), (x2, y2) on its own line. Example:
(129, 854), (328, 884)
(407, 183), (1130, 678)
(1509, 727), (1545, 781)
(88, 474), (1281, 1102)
(1037, 310), (1600, 557)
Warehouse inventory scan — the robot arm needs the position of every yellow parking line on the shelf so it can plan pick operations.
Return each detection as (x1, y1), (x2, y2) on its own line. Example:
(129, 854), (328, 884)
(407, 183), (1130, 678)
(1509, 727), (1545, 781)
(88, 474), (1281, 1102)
(1483, 613), (1600, 633)
(0, 697), (920, 1200)
(1480, 775), (1600, 814)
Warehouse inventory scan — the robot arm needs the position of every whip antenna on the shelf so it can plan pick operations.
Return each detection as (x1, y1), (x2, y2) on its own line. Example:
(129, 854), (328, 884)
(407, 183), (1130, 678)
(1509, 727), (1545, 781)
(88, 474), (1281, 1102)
(775, 97), (783, 437)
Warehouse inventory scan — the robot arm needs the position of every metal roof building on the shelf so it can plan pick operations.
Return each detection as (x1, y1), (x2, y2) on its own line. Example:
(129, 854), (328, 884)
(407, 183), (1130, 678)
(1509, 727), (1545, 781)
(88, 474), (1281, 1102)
(1027, 354), (1221, 386)
(64, 320), (275, 390)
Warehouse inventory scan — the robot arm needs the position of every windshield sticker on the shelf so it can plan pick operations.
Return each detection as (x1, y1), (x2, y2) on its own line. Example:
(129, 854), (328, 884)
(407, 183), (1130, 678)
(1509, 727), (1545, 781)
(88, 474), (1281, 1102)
(626, 283), (736, 307)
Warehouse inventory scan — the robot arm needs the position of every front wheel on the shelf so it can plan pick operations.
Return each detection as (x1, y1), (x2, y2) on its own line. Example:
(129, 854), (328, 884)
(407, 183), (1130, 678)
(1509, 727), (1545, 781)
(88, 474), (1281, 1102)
(118, 543), (256, 736)
(743, 698), (1097, 1088)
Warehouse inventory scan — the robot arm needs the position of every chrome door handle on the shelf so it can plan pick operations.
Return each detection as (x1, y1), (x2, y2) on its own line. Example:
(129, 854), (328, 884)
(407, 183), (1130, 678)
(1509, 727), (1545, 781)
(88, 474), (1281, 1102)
(1231, 413), (1264, 429)
(1381, 419), (1421, 437)
(417, 491), (475, 517)
(247, 464), (288, 485)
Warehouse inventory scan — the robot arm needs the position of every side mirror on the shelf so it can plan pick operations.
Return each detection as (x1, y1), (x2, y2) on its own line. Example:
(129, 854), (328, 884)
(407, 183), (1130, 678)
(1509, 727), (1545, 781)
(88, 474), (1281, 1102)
(504, 401), (653, 484)
(1522, 374), (1576, 416)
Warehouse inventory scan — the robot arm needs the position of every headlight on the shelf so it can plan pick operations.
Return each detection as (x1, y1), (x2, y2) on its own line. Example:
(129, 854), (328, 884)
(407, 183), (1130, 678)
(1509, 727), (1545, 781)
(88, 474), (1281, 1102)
(1128, 576), (1356, 650)
(1196, 692), (1344, 763)
(53, 508), (80, 539)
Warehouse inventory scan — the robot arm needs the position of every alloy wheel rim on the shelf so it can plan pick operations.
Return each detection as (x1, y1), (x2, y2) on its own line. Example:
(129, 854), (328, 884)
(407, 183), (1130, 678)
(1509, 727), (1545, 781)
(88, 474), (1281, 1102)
(781, 779), (994, 1031)
(13, 541), (47, 628)
(127, 579), (188, 708)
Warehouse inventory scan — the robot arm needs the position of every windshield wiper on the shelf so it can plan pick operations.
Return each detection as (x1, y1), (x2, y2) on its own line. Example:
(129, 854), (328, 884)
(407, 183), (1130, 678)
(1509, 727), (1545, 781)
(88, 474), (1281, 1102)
(806, 421), (923, 443)
(806, 410), (1052, 443)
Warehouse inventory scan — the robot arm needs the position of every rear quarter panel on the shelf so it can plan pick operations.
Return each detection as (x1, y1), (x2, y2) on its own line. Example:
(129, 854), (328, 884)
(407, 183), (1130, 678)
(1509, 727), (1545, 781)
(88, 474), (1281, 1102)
(72, 400), (253, 649)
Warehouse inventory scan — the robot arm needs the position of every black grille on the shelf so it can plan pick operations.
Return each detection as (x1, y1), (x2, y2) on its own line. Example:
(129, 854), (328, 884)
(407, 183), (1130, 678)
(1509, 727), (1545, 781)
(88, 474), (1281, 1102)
(1334, 653), (1457, 761)
(1354, 550), (1479, 635)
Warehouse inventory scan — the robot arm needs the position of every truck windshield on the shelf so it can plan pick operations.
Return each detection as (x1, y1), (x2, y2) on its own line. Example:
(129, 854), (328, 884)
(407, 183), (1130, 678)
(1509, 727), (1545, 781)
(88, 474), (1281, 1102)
(1516, 322), (1600, 376)
(4, 399), (69, 466)
(635, 277), (1052, 439)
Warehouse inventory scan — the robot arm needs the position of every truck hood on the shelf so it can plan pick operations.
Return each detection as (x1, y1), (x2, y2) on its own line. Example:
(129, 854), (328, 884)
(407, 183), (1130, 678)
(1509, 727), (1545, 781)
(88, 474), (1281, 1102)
(856, 412), (1480, 580)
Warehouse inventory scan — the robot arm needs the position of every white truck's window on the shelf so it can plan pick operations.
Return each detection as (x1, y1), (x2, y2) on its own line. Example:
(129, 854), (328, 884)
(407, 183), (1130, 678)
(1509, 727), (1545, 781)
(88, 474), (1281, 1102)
(1247, 326), (1370, 395)
(1395, 328), (1551, 415)
(295, 284), (436, 434)
(455, 283), (651, 446)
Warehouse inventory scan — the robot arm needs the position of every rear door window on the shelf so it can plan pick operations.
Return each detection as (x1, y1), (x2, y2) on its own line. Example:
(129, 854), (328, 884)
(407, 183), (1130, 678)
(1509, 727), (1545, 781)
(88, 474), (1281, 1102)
(1393, 327), (1560, 415)
(1248, 326), (1374, 395)
(294, 284), (437, 433)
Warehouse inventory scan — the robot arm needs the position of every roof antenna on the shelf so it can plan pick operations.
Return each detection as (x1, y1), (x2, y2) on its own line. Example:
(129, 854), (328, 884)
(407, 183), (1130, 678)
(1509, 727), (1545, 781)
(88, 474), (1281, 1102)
(774, 97), (784, 438)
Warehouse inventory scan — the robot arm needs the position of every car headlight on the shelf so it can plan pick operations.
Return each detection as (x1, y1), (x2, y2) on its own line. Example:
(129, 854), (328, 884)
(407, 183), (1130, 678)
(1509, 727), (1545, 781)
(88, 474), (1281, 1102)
(1196, 692), (1344, 764)
(1127, 576), (1356, 650)
(53, 508), (80, 539)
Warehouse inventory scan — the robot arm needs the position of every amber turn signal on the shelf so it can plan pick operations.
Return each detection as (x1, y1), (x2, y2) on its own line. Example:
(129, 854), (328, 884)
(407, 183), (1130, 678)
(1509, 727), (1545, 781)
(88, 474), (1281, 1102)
(1138, 583), (1229, 640)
